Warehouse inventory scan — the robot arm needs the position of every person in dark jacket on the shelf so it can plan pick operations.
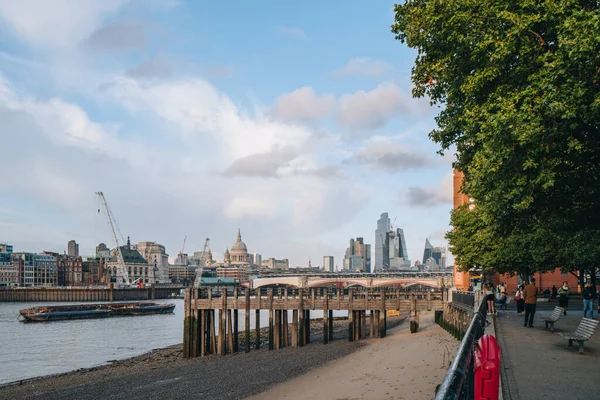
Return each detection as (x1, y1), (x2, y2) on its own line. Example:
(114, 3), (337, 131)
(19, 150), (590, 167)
(582, 281), (595, 318)
(551, 285), (558, 301)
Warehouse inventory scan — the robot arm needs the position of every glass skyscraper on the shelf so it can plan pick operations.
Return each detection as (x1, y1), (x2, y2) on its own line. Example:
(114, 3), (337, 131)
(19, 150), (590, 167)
(375, 213), (390, 271)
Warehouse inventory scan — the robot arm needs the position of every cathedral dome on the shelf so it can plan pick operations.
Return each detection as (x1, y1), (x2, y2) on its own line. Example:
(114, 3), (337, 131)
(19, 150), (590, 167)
(231, 229), (248, 253)
(229, 229), (250, 265)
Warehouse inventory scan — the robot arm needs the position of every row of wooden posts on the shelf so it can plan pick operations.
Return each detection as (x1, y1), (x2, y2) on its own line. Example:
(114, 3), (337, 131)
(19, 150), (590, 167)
(183, 287), (442, 358)
(436, 302), (472, 340)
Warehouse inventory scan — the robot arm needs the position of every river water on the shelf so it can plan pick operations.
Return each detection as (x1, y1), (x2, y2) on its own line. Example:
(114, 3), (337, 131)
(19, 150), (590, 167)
(0, 300), (348, 385)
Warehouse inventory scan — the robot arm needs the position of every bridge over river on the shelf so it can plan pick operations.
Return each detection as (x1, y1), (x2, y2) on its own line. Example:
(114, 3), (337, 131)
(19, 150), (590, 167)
(245, 271), (453, 289)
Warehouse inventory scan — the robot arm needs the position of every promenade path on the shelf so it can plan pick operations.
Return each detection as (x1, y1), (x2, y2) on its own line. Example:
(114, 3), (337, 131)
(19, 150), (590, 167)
(247, 312), (458, 400)
(495, 307), (600, 400)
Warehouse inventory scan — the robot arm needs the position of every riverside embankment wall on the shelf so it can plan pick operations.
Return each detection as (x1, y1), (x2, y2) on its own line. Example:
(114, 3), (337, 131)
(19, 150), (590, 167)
(0, 285), (184, 302)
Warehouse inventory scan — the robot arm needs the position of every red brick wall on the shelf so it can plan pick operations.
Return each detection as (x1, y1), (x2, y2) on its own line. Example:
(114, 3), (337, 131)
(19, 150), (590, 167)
(453, 170), (471, 290)
(494, 269), (580, 294)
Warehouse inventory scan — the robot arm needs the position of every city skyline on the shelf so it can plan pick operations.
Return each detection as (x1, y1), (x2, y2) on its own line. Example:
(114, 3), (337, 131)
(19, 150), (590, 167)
(0, 1), (454, 268)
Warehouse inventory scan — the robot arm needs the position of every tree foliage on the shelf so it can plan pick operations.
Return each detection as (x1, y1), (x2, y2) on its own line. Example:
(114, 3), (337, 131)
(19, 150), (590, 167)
(392, 1), (600, 274)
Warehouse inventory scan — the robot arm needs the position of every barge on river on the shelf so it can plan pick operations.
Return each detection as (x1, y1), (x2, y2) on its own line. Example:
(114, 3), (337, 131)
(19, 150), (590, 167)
(19, 302), (176, 322)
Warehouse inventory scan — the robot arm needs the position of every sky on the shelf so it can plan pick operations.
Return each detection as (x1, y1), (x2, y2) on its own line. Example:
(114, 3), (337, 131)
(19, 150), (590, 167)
(0, 0), (455, 268)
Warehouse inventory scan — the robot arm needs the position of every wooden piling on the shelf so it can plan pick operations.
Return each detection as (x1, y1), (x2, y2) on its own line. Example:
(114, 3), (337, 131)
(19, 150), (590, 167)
(268, 289), (274, 350)
(379, 289), (386, 338)
(227, 310), (234, 353)
(328, 310), (334, 341)
(305, 310), (311, 344)
(292, 309), (298, 346)
(183, 288), (191, 358)
(219, 288), (227, 355)
(298, 288), (305, 347)
(200, 309), (206, 357)
(244, 289), (250, 353)
(255, 289), (261, 350)
(274, 310), (280, 350)
(361, 310), (366, 339)
(348, 288), (354, 342)
(282, 310), (289, 347)
(233, 290), (239, 353)
(323, 289), (329, 344)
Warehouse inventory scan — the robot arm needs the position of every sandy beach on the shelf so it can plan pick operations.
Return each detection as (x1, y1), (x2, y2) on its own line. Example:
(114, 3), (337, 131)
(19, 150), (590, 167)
(246, 311), (458, 400)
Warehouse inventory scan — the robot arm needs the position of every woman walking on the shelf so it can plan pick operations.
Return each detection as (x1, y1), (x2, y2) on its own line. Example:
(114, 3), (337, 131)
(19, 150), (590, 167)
(558, 281), (570, 315)
(484, 283), (496, 315)
(515, 284), (525, 315)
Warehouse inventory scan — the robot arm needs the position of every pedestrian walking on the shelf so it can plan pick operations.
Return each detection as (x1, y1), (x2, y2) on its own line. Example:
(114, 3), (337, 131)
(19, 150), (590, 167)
(551, 285), (558, 301)
(523, 278), (538, 328)
(515, 284), (525, 315)
(484, 283), (496, 315)
(582, 281), (595, 319)
(558, 281), (570, 315)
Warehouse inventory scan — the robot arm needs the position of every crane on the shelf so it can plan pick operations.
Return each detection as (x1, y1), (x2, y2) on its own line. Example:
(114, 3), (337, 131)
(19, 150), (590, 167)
(193, 238), (210, 288)
(178, 235), (187, 265)
(96, 192), (130, 286)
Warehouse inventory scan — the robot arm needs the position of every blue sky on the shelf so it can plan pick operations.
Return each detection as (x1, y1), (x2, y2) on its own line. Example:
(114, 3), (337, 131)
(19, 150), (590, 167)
(0, 0), (454, 268)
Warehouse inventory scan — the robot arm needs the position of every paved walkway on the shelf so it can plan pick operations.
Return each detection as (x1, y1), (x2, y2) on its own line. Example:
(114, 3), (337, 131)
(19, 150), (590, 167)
(246, 312), (458, 400)
(495, 307), (600, 400)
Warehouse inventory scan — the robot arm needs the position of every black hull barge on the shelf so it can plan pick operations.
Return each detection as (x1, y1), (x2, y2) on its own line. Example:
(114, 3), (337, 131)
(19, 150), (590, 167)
(19, 302), (176, 322)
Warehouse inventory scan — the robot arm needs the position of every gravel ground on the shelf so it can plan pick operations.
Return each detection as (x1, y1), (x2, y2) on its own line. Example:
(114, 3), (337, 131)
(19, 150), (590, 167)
(0, 316), (405, 400)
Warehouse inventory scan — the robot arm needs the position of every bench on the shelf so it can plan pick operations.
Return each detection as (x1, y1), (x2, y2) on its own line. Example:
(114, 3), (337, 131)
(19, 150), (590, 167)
(541, 306), (563, 332)
(496, 296), (511, 310)
(558, 318), (599, 354)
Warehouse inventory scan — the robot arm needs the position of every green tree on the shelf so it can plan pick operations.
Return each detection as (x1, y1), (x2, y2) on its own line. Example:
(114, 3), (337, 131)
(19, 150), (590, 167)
(392, 0), (600, 231)
(393, 1), (600, 276)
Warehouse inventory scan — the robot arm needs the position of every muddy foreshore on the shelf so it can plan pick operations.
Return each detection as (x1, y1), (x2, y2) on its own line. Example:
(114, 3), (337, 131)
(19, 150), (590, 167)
(0, 316), (406, 400)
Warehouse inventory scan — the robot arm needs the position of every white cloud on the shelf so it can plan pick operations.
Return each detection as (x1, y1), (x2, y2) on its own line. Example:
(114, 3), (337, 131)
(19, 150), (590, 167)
(104, 77), (312, 163)
(275, 26), (306, 39)
(349, 137), (431, 171)
(338, 58), (394, 77)
(336, 82), (412, 132)
(85, 20), (152, 52)
(127, 56), (172, 79)
(0, 76), (121, 156)
(0, 0), (126, 48)
(405, 172), (453, 207)
(0, 71), (368, 265)
(223, 196), (279, 220)
(268, 87), (335, 123)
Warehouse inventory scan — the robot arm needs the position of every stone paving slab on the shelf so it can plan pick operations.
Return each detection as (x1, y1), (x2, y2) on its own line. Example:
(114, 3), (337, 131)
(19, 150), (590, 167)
(495, 308), (600, 400)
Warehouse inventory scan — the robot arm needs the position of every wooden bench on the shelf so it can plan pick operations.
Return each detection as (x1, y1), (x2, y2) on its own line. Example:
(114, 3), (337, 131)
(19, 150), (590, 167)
(558, 318), (599, 354)
(496, 296), (511, 310)
(541, 306), (563, 332)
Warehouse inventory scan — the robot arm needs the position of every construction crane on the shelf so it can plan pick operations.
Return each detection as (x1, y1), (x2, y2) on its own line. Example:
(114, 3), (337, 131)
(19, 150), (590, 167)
(193, 238), (210, 288)
(96, 192), (130, 286)
(178, 235), (187, 265)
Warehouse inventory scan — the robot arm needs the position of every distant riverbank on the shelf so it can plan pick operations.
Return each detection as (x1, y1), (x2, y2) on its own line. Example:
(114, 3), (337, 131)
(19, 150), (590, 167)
(0, 316), (407, 399)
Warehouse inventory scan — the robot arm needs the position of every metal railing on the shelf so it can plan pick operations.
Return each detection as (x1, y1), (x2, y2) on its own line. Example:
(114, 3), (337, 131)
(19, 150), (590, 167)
(452, 291), (475, 310)
(435, 298), (488, 399)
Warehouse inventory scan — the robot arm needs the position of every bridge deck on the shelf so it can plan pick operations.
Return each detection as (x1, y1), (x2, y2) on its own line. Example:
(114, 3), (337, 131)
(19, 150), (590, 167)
(192, 289), (443, 312)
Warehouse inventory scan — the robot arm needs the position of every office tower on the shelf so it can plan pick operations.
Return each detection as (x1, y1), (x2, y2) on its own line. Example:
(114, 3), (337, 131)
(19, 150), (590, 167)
(323, 256), (334, 272)
(343, 237), (371, 272)
(375, 213), (391, 271)
(67, 240), (79, 257)
(422, 238), (434, 264)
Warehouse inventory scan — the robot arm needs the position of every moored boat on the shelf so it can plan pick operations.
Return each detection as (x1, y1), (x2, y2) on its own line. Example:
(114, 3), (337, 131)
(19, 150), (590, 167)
(19, 302), (176, 322)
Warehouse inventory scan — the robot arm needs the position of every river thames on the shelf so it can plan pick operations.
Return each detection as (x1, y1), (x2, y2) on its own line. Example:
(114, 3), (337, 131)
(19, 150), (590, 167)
(0, 300), (348, 385)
